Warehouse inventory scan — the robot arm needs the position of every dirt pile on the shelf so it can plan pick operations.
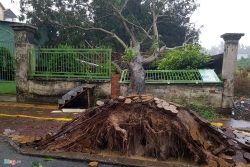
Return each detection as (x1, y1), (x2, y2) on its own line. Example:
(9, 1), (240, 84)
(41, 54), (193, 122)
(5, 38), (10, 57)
(33, 95), (250, 166)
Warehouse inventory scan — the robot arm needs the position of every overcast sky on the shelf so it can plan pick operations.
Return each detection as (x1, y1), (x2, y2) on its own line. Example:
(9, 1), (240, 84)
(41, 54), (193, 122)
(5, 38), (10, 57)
(191, 0), (250, 49)
(1, 0), (250, 49)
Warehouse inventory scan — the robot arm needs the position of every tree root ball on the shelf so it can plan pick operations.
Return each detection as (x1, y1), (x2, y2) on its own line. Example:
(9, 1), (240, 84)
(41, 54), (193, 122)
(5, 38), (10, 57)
(33, 99), (250, 166)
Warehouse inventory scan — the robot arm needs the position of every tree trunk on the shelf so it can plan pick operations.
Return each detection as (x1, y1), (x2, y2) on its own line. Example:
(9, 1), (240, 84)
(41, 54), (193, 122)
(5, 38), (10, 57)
(127, 42), (145, 95)
(128, 54), (145, 95)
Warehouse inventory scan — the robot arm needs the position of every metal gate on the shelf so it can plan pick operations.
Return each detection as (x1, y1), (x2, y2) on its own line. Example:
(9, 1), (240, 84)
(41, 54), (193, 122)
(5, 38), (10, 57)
(0, 26), (16, 95)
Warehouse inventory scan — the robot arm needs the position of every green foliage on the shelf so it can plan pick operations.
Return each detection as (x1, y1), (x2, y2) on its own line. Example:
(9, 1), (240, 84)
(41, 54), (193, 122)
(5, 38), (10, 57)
(20, 0), (200, 51)
(157, 44), (211, 70)
(0, 47), (14, 80)
(31, 162), (42, 167)
(175, 96), (217, 122)
(111, 64), (120, 74)
(43, 157), (55, 161)
(190, 105), (217, 122)
(47, 45), (84, 73)
(121, 47), (138, 64)
(237, 56), (250, 69)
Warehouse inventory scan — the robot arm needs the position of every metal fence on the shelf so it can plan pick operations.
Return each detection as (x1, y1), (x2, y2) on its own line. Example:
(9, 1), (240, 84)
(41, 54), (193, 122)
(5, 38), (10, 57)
(29, 48), (112, 79)
(119, 69), (222, 84)
(0, 42), (15, 81)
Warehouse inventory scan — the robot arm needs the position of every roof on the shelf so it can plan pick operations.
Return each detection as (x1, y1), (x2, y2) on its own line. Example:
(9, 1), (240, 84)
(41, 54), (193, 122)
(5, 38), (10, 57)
(0, 2), (5, 10)
(4, 9), (17, 19)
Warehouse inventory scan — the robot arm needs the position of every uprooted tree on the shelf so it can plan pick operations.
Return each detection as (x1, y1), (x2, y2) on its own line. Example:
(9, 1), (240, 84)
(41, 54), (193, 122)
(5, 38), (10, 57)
(34, 97), (250, 166)
(20, 0), (200, 95)
(18, 1), (250, 166)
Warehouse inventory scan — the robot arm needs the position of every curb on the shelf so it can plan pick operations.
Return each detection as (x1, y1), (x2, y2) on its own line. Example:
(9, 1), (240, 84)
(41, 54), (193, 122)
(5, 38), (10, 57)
(0, 136), (197, 167)
(0, 102), (57, 110)
(0, 113), (72, 121)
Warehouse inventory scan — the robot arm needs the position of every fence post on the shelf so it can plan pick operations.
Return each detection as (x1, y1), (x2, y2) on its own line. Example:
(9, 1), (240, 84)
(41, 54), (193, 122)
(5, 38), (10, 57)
(221, 33), (244, 108)
(10, 24), (38, 102)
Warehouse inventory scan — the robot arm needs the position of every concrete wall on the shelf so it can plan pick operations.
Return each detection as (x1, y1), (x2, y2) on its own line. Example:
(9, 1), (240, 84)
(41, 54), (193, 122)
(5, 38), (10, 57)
(24, 78), (111, 104)
(10, 25), (238, 108)
(120, 84), (223, 107)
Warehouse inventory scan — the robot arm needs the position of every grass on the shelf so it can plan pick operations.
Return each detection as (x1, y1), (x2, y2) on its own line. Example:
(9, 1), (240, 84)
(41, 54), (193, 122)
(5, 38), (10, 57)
(184, 72), (250, 121)
(175, 97), (217, 122)
(189, 105), (217, 122)
(36, 110), (43, 113)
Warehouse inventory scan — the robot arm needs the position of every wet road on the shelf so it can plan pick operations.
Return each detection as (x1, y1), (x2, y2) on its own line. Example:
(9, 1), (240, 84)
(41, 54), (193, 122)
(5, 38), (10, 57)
(0, 140), (121, 167)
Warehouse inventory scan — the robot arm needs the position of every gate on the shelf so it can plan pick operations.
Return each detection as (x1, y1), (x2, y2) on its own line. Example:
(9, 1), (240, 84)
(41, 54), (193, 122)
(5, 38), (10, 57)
(0, 26), (16, 94)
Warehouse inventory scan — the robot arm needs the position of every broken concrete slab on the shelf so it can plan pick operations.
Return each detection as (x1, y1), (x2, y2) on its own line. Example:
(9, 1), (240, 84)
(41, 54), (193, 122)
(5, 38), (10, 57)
(62, 109), (85, 113)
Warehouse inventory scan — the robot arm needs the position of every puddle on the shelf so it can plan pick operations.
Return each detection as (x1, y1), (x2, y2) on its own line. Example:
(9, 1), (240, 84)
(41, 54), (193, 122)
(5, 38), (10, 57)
(219, 118), (250, 129)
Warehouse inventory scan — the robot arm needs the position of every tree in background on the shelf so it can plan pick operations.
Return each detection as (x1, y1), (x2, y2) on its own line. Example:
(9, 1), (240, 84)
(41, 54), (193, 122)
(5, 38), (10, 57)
(157, 44), (211, 70)
(206, 42), (250, 56)
(20, 0), (200, 94)
(205, 41), (224, 55)
(237, 56), (250, 69)
(238, 44), (250, 55)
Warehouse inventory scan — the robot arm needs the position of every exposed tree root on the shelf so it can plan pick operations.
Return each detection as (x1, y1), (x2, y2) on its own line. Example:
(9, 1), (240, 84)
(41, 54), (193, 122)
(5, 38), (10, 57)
(33, 97), (250, 166)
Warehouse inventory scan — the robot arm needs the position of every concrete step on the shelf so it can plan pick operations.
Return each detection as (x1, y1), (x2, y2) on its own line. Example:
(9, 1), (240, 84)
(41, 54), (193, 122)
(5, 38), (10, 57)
(58, 84), (96, 109)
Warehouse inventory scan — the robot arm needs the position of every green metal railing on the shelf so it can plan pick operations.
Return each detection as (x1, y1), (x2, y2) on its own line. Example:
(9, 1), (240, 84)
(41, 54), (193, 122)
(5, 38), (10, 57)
(0, 44), (15, 81)
(119, 69), (222, 84)
(0, 26), (18, 94)
(29, 48), (112, 79)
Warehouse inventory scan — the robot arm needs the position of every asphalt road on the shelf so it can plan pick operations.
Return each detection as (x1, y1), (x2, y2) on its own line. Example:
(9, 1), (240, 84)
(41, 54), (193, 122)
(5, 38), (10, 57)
(0, 140), (122, 167)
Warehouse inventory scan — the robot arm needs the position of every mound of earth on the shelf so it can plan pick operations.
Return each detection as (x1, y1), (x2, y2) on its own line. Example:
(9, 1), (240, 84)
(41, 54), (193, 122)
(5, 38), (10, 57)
(33, 95), (250, 167)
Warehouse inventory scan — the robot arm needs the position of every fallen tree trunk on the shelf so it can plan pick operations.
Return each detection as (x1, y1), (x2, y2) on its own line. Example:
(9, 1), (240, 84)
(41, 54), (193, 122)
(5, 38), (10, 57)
(33, 96), (250, 166)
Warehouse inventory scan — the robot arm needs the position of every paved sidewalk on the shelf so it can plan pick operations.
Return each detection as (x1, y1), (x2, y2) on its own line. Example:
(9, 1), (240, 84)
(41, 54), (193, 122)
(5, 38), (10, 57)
(0, 138), (116, 167)
(0, 95), (16, 102)
(0, 102), (76, 137)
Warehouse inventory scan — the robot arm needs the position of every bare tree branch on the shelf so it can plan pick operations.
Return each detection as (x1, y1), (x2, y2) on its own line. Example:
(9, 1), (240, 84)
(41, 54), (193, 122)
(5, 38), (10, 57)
(120, 0), (130, 13)
(106, 1), (152, 41)
(47, 18), (127, 48)
(142, 22), (201, 65)
(122, 21), (137, 45)
(111, 61), (123, 74)
(95, 14), (118, 21)
(142, 45), (186, 65)
(142, 45), (167, 65)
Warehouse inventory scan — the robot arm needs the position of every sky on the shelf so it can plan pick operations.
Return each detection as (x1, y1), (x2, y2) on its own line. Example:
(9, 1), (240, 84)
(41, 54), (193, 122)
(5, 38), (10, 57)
(1, 0), (250, 49)
(191, 0), (250, 49)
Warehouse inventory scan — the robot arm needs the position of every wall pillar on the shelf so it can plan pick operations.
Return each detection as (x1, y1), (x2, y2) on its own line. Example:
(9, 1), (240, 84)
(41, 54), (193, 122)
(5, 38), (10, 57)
(10, 24), (37, 102)
(221, 33), (244, 108)
(111, 72), (121, 98)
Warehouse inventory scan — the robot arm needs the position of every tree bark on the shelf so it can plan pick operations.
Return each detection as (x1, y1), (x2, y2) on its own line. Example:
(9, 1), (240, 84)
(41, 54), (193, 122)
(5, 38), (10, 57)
(128, 54), (145, 95)
(128, 42), (145, 95)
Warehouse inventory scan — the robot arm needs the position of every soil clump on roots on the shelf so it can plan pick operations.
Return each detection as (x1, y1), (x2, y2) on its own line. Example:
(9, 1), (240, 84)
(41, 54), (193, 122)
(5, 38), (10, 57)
(33, 96), (250, 166)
